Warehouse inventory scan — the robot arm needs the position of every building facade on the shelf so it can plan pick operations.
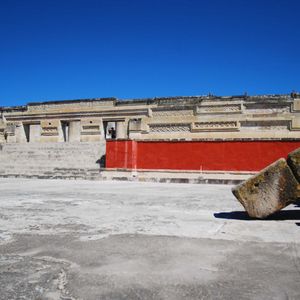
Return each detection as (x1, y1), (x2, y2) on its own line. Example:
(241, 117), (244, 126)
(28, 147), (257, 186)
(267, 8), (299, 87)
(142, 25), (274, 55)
(0, 94), (300, 176)
(1, 94), (300, 144)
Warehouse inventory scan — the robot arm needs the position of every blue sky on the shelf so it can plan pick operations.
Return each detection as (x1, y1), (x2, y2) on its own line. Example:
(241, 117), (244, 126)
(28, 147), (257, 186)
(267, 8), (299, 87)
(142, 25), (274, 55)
(0, 0), (299, 106)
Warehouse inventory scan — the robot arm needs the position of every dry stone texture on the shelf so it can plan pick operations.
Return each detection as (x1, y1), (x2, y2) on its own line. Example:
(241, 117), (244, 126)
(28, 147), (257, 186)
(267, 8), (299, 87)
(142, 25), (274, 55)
(287, 147), (300, 182)
(232, 158), (299, 218)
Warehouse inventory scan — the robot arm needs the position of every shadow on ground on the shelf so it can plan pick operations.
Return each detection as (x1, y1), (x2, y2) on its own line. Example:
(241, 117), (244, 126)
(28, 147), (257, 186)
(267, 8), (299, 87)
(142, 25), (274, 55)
(214, 207), (300, 221)
(214, 211), (252, 220)
(96, 155), (106, 169)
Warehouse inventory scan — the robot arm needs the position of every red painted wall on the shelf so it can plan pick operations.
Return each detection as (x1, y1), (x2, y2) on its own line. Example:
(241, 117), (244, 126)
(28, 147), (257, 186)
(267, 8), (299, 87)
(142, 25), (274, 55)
(106, 140), (300, 172)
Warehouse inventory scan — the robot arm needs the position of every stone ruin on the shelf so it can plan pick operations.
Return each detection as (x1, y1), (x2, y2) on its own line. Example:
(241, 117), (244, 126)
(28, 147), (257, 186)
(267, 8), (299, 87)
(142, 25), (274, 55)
(1, 94), (300, 144)
(0, 93), (299, 180)
(232, 147), (300, 218)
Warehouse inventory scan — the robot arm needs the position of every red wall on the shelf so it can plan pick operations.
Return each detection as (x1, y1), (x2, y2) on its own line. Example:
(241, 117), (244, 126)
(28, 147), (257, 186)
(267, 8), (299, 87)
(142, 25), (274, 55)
(106, 140), (300, 172)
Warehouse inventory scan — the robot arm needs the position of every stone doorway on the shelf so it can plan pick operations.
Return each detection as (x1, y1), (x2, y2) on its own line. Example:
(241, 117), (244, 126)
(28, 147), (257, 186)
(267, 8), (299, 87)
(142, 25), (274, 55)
(103, 121), (116, 140)
(23, 124), (30, 142)
(103, 120), (127, 140)
(61, 121), (69, 142)
(22, 123), (40, 143)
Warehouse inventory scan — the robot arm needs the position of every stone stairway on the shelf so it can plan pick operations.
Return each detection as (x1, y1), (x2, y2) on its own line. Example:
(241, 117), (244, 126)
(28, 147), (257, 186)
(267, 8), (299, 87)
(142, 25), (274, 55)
(0, 142), (254, 184)
(0, 142), (105, 180)
(100, 169), (254, 185)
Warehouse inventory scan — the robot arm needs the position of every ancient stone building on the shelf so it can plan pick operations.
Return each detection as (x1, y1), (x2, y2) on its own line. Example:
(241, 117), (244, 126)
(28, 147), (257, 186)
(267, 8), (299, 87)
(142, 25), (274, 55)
(1, 94), (300, 143)
(0, 94), (300, 181)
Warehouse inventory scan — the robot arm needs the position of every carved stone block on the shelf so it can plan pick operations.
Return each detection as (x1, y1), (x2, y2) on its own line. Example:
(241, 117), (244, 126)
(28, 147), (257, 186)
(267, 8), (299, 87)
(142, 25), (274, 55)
(196, 104), (242, 114)
(152, 108), (194, 117)
(192, 121), (239, 132)
(6, 123), (16, 136)
(232, 158), (299, 218)
(41, 120), (59, 136)
(149, 123), (191, 133)
(287, 147), (300, 182)
(41, 127), (59, 136)
(28, 99), (114, 113)
(129, 119), (142, 132)
(80, 118), (101, 135)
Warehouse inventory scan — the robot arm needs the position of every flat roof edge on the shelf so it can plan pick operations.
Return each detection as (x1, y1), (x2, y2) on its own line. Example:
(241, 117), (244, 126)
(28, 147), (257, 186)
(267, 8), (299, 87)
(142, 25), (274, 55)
(1, 93), (298, 110)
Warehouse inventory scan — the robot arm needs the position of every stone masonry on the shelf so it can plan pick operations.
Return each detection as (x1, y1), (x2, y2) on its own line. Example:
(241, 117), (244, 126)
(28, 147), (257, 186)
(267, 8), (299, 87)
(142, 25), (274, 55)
(0, 94), (299, 144)
(0, 94), (300, 180)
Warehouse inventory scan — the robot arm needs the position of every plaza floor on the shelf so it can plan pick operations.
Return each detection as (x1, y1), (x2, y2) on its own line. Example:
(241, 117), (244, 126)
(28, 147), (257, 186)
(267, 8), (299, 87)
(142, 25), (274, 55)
(0, 178), (299, 299)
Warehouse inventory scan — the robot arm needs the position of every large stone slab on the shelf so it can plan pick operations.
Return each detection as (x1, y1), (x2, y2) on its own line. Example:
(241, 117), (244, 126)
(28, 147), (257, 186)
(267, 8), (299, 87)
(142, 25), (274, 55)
(232, 158), (299, 219)
(287, 147), (300, 182)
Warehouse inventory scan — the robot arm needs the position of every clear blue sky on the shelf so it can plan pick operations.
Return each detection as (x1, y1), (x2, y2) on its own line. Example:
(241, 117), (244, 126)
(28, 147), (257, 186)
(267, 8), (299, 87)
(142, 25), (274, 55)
(0, 0), (299, 106)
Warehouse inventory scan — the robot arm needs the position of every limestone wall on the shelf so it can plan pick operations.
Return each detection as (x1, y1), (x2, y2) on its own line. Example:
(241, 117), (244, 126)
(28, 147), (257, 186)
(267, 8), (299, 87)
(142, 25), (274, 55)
(0, 95), (299, 143)
(0, 142), (105, 179)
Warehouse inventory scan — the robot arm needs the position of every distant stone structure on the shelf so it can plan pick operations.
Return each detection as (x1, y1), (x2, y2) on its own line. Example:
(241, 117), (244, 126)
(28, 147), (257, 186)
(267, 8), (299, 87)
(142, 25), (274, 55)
(1, 94), (300, 143)
(0, 94), (300, 180)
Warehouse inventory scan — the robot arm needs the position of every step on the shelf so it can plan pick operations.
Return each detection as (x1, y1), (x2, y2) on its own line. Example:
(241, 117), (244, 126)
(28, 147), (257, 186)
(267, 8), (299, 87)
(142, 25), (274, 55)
(99, 169), (255, 185)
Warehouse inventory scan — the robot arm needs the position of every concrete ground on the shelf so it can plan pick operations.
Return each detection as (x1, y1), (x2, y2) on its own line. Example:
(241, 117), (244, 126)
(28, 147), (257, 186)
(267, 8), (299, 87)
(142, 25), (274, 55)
(0, 179), (299, 300)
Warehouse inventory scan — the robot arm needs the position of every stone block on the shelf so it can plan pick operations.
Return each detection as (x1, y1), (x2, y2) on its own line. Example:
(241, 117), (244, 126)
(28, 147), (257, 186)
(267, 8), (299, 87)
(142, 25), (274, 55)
(29, 124), (41, 142)
(69, 121), (81, 142)
(293, 99), (300, 111)
(0, 130), (5, 143)
(232, 158), (299, 219)
(290, 118), (300, 130)
(80, 118), (101, 142)
(129, 119), (142, 132)
(287, 147), (300, 182)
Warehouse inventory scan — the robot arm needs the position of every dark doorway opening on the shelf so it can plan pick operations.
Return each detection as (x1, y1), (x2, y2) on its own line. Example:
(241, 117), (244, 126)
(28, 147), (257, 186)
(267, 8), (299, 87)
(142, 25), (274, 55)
(23, 124), (30, 142)
(103, 121), (116, 140)
(61, 121), (69, 142)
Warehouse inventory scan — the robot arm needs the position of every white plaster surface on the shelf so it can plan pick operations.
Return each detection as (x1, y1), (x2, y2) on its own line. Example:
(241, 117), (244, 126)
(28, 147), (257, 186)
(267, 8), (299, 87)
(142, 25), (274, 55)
(0, 179), (300, 299)
(0, 178), (299, 244)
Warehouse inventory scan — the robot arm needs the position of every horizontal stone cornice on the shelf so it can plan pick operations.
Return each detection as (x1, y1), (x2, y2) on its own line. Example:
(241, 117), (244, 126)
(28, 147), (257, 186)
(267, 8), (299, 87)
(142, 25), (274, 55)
(4, 108), (150, 121)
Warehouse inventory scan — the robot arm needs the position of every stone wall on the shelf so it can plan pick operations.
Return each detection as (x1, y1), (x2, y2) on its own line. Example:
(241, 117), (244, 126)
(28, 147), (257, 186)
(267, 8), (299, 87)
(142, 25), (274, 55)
(0, 142), (105, 179)
(0, 95), (299, 143)
(106, 140), (300, 172)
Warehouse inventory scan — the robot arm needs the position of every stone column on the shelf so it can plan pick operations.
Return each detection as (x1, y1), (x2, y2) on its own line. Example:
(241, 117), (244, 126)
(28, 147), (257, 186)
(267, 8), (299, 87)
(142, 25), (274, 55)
(116, 121), (127, 139)
(69, 121), (81, 142)
(15, 123), (27, 143)
(0, 121), (5, 143)
(6, 123), (16, 143)
(0, 129), (5, 143)
(29, 124), (41, 142)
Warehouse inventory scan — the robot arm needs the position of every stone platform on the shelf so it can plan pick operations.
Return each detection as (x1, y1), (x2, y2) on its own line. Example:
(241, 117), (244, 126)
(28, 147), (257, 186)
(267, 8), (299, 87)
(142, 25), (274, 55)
(0, 178), (299, 299)
(0, 142), (105, 180)
(101, 169), (254, 185)
(0, 142), (254, 184)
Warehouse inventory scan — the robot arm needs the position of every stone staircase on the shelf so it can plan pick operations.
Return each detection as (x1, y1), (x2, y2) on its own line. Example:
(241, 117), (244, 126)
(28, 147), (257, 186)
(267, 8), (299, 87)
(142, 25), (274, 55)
(0, 142), (254, 184)
(0, 142), (105, 180)
(100, 169), (254, 185)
